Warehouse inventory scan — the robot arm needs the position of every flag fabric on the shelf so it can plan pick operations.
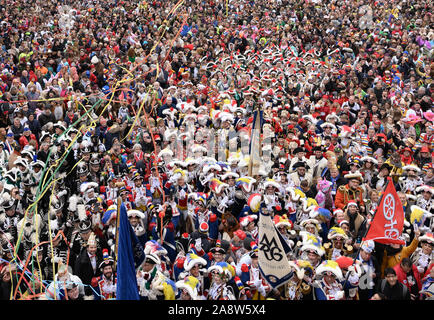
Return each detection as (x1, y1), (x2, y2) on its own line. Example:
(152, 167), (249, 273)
(248, 108), (263, 176)
(258, 205), (292, 289)
(116, 202), (145, 300)
(363, 177), (405, 245)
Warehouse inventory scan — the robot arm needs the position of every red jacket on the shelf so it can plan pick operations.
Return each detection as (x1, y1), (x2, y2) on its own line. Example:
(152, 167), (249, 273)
(19, 134), (38, 149)
(393, 263), (422, 291)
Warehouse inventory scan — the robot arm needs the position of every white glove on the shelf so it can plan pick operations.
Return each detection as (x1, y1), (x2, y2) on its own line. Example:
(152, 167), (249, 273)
(348, 272), (360, 286)
(195, 238), (202, 252)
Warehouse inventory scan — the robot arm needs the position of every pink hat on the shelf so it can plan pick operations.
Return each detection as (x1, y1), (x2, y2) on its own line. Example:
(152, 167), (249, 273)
(423, 111), (434, 122)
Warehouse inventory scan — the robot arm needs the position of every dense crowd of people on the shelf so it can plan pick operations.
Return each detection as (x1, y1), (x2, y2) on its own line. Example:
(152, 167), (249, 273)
(0, 0), (432, 300)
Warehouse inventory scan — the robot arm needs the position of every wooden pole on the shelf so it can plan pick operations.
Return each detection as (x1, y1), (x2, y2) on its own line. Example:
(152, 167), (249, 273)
(114, 196), (122, 268)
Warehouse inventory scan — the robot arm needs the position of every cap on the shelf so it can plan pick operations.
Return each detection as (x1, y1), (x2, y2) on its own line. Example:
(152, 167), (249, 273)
(233, 229), (246, 240)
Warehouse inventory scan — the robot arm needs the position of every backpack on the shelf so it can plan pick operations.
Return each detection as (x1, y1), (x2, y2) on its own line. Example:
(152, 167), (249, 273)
(380, 279), (408, 298)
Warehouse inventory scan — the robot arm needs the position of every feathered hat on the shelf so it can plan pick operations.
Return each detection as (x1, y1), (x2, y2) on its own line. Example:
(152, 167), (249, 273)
(299, 231), (325, 256)
(207, 261), (235, 280)
(176, 276), (201, 300)
(419, 232), (434, 245)
(209, 178), (229, 194)
(183, 253), (207, 271)
(315, 260), (343, 280)
(247, 193), (262, 213)
(327, 226), (349, 240)
(102, 205), (117, 225)
(410, 205), (432, 231)
(236, 177), (257, 193)
(288, 260), (314, 280)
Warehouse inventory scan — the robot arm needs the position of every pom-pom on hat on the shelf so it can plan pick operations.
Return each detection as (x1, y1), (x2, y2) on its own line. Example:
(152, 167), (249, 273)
(98, 249), (114, 269)
(210, 240), (226, 254)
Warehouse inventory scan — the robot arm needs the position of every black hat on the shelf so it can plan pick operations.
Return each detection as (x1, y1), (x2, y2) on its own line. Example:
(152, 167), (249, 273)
(293, 161), (310, 170)
(77, 162), (88, 175)
(89, 153), (100, 165)
(98, 250), (115, 269)
(79, 219), (92, 233)
(2, 198), (16, 210)
(210, 240), (226, 254)
(144, 253), (160, 265)
(379, 163), (392, 172)
(293, 147), (305, 154)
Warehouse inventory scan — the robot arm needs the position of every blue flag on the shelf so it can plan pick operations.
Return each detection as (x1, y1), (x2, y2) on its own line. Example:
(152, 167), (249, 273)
(116, 202), (145, 300)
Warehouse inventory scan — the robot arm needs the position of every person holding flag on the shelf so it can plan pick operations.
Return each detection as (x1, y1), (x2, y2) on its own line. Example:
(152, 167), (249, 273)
(360, 176), (420, 277)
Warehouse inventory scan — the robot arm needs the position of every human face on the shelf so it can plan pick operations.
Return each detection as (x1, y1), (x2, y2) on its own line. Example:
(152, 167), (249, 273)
(349, 179), (360, 189)
(306, 225), (316, 234)
(340, 223), (350, 234)
(212, 272), (223, 285)
(333, 237), (344, 249)
(142, 262), (155, 272)
(181, 289), (192, 300)
(265, 186), (275, 194)
(330, 169), (339, 178)
(401, 264), (411, 274)
(307, 251), (319, 265)
(190, 264), (200, 277)
(324, 272), (336, 284)
(213, 252), (224, 263)
(421, 242), (433, 255)
(348, 205), (358, 215)
(103, 266), (113, 279)
(80, 230), (91, 241)
(67, 285), (80, 300)
(386, 273), (398, 286)
(297, 167), (306, 176)
(129, 216), (139, 227)
(360, 250), (371, 262)
(87, 244), (97, 256)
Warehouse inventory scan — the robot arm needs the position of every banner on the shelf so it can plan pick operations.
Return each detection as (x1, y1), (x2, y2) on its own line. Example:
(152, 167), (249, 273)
(248, 108), (263, 176)
(116, 202), (145, 300)
(258, 207), (292, 289)
(363, 177), (405, 245)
